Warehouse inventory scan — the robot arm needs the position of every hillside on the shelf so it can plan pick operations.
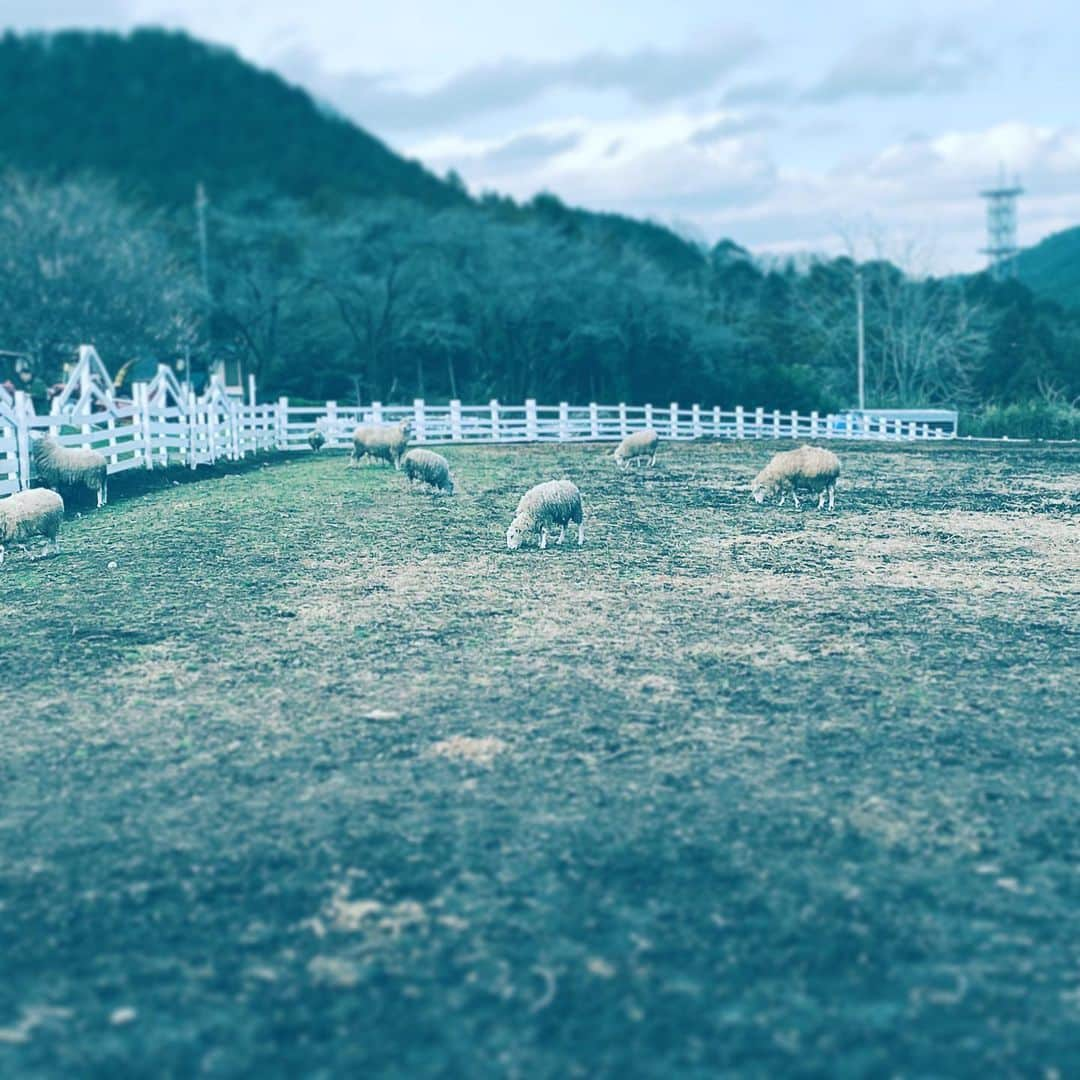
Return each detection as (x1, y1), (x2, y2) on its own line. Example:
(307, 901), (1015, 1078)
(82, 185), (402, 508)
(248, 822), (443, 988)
(1015, 226), (1080, 313)
(0, 28), (465, 209)
(0, 28), (706, 277)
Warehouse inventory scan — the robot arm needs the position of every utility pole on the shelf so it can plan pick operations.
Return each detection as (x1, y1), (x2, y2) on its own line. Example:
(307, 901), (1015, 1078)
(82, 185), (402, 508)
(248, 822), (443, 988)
(855, 269), (866, 411)
(195, 182), (212, 384)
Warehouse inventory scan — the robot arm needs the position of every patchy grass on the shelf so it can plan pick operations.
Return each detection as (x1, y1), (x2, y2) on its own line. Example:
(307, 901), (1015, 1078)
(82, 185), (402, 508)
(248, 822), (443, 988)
(1, 440), (1078, 1076)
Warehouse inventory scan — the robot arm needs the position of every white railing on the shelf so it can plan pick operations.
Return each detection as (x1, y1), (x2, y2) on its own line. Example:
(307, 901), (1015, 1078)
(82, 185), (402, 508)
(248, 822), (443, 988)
(0, 348), (957, 500)
(278, 398), (957, 452)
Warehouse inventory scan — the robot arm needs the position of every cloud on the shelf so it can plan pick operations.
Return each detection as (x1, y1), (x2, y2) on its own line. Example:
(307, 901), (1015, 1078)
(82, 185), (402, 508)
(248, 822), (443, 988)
(1, 0), (132, 30)
(478, 130), (582, 169)
(277, 29), (765, 132)
(721, 78), (792, 106)
(806, 23), (988, 103)
(691, 112), (778, 144)
(410, 111), (778, 214)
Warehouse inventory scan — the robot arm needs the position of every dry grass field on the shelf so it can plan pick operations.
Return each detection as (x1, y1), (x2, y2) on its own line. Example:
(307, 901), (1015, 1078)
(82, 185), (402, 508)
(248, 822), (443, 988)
(1, 440), (1078, 1076)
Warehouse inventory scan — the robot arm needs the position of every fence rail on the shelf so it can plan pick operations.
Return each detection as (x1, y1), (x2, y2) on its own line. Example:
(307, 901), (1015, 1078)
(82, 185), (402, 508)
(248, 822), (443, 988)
(0, 347), (957, 498)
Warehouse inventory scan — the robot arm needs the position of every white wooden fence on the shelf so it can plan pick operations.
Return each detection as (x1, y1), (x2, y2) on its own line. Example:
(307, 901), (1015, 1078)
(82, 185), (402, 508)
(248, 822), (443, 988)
(0, 347), (957, 498)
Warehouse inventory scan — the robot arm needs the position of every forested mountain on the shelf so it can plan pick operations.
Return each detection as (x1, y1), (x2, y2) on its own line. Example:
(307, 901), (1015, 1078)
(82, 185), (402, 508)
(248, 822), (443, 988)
(0, 28), (1077, 435)
(1015, 226), (1080, 314)
(0, 28), (461, 209)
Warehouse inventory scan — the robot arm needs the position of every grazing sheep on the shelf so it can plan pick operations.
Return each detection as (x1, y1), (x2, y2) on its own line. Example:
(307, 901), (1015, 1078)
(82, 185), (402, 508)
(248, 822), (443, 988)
(31, 435), (108, 508)
(0, 488), (64, 565)
(752, 445), (840, 510)
(308, 429), (326, 452)
(614, 428), (659, 469)
(506, 480), (584, 550)
(350, 419), (410, 469)
(402, 448), (454, 493)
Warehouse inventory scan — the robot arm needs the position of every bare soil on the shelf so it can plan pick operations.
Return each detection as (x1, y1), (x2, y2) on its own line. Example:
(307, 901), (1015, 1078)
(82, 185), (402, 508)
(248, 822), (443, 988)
(1, 441), (1078, 1076)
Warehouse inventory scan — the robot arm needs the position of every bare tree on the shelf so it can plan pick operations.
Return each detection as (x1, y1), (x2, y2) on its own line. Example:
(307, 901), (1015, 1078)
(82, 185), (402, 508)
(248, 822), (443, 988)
(0, 173), (199, 386)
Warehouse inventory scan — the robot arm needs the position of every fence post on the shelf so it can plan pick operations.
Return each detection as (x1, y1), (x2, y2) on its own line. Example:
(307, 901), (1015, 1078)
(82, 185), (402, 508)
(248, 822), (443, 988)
(735, 405), (745, 440)
(617, 402), (628, 437)
(810, 411), (819, 438)
(669, 402), (679, 439)
(274, 396), (288, 451)
(450, 400), (462, 441)
(846, 412), (856, 438)
(326, 401), (338, 447)
(589, 403), (600, 439)
(188, 391), (200, 468)
(13, 391), (30, 490)
(135, 383), (152, 470)
(413, 399), (426, 443)
(644, 403), (654, 431)
(692, 404), (702, 437)
(772, 409), (781, 438)
(489, 399), (500, 442)
(231, 402), (241, 461)
(525, 399), (538, 441)
(753, 406), (763, 438)
(559, 402), (569, 441)
(789, 410), (798, 439)
(712, 406), (721, 437)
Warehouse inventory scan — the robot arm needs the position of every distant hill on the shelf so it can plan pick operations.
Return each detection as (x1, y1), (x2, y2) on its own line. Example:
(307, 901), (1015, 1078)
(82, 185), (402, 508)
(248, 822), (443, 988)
(0, 28), (708, 277)
(0, 28), (464, 208)
(1015, 226), (1080, 313)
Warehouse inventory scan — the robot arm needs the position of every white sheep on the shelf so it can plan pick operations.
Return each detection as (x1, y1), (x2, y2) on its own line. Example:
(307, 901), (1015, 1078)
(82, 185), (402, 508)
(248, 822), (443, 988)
(614, 428), (659, 469)
(506, 480), (584, 550)
(31, 435), (108, 508)
(752, 445), (840, 510)
(350, 419), (410, 469)
(402, 448), (454, 493)
(307, 429), (326, 452)
(0, 488), (64, 565)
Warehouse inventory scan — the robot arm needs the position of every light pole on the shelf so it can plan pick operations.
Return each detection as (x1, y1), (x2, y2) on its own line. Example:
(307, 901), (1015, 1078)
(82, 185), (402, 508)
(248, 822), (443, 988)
(855, 269), (866, 412)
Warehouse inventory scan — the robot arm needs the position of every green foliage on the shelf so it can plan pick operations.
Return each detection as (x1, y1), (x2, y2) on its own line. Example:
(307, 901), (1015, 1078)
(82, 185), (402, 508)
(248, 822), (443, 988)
(1015, 225), (1080, 313)
(962, 401), (1080, 440)
(1, 27), (1078, 416)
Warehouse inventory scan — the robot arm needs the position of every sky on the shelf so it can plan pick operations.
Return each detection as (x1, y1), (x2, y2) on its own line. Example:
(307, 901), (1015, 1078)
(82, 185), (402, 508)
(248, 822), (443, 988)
(5, 0), (1080, 272)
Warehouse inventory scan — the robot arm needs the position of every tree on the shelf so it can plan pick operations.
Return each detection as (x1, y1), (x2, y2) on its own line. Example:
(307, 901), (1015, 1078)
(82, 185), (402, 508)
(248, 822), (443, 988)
(0, 172), (199, 386)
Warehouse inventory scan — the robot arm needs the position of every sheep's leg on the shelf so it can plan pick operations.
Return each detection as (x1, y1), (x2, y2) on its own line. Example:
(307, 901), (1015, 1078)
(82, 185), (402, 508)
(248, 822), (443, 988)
(792, 490), (801, 510)
(557, 525), (566, 544)
(649, 453), (657, 467)
(818, 490), (826, 510)
(778, 492), (785, 506)
(539, 527), (549, 550)
(577, 521), (585, 545)
(0, 545), (5, 566)
(828, 484), (836, 511)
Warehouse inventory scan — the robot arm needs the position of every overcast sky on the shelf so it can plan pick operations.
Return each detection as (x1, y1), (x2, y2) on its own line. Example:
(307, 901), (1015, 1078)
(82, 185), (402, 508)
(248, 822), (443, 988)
(5, 0), (1079, 271)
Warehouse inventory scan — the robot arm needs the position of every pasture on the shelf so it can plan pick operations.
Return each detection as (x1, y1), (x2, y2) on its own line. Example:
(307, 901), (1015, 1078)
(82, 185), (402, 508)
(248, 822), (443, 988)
(2, 440), (1078, 1076)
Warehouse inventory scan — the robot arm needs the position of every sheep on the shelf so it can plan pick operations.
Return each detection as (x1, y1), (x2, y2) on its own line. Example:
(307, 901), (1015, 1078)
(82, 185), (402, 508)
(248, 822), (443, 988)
(350, 419), (410, 469)
(506, 480), (584, 550)
(31, 435), (108, 508)
(0, 488), (64, 565)
(614, 428), (659, 469)
(752, 445), (840, 510)
(308, 429), (326, 452)
(402, 448), (454, 493)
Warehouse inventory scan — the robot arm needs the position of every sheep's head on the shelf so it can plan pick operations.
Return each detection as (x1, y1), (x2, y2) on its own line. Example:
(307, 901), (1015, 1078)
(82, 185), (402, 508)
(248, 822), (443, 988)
(506, 516), (526, 550)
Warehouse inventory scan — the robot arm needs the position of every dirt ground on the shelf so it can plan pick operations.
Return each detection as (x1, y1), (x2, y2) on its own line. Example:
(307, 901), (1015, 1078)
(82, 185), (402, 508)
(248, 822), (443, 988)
(1, 440), (1078, 1076)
